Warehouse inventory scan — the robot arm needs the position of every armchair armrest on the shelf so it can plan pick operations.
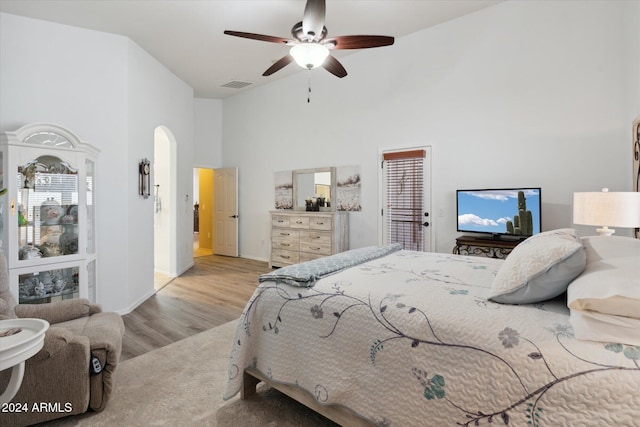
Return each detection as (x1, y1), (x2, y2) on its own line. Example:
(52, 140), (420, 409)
(84, 312), (125, 355)
(29, 326), (90, 363)
(82, 312), (125, 412)
(15, 298), (102, 324)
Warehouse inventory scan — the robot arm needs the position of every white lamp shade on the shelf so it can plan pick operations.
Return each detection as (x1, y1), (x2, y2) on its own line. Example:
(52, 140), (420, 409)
(290, 43), (329, 70)
(573, 191), (640, 228)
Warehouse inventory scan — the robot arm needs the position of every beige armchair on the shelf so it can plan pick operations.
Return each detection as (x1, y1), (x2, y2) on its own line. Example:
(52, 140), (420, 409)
(0, 253), (124, 426)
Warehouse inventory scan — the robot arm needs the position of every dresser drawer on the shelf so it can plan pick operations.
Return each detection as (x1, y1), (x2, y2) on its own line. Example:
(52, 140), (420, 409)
(272, 215), (290, 228)
(299, 241), (332, 256)
(309, 217), (332, 231)
(300, 230), (331, 246)
(290, 216), (310, 229)
(272, 229), (299, 240)
(271, 249), (299, 265)
(272, 236), (300, 251)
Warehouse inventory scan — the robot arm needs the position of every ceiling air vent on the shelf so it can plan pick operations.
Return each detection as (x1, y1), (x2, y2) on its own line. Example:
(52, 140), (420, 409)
(220, 80), (253, 89)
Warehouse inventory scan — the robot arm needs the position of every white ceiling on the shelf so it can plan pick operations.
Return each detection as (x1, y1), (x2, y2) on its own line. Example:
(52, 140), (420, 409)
(0, 0), (501, 99)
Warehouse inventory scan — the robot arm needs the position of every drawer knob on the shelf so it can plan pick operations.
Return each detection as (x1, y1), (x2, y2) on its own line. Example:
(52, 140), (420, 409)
(277, 220), (284, 223)
(296, 221), (303, 224)
(280, 255), (290, 259)
(281, 243), (290, 247)
(316, 222), (324, 225)
(280, 232), (290, 236)
(311, 247), (321, 250)
(312, 235), (320, 239)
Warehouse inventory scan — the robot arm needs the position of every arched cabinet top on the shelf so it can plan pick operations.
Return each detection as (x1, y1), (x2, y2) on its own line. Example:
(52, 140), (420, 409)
(1, 123), (100, 157)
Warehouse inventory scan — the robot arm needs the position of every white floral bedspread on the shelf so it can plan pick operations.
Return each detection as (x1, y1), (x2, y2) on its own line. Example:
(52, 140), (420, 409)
(223, 250), (640, 426)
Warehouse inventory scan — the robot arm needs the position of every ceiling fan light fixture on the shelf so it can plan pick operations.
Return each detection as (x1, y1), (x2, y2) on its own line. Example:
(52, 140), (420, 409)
(290, 43), (329, 70)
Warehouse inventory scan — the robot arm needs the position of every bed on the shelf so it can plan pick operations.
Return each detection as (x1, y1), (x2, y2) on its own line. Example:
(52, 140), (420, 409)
(224, 229), (640, 426)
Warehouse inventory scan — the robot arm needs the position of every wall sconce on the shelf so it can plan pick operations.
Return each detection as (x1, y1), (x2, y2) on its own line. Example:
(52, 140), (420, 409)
(573, 188), (640, 236)
(138, 158), (151, 199)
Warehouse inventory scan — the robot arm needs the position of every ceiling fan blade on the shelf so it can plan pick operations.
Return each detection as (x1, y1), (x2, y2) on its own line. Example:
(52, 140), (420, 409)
(322, 55), (347, 78)
(224, 30), (293, 45)
(263, 55), (295, 76)
(323, 35), (395, 50)
(302, 0), (326, 41)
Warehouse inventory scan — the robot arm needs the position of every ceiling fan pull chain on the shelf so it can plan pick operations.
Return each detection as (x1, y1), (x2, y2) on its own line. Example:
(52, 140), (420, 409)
(307, 73), (312, 103)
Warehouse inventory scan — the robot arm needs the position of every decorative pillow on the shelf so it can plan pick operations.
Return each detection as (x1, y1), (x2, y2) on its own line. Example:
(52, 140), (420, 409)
(488, 228), (586, 304)
(567, 236), (640, 319)
(569, 308), (640, 346)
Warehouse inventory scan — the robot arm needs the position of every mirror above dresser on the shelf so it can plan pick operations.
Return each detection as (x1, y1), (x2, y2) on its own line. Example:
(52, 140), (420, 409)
(292, 167), (336, 211)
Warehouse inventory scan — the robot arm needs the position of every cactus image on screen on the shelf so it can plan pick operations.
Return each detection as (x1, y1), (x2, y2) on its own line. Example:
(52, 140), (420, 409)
(505, 191), (533, 236)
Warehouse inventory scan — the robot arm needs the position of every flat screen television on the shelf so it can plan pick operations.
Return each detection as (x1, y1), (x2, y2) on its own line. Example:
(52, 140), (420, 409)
(456, 188), (542, 240)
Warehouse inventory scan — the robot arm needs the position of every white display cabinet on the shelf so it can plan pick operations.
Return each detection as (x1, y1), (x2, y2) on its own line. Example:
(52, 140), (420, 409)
(1, 123), (99, 305)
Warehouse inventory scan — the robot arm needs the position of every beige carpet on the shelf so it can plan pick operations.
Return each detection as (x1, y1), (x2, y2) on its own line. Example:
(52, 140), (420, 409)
(48, 320), (338, 426)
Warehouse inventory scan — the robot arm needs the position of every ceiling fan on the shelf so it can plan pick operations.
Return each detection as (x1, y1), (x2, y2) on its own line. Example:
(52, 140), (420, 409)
(224, 0), (394, 78)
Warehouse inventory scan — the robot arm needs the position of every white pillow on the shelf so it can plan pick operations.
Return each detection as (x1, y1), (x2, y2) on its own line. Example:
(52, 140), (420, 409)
(569, 308), (640, 346)
(567, 236), (640, 319)
(580, 234), (640, 263)
(488, 229), (586, 304)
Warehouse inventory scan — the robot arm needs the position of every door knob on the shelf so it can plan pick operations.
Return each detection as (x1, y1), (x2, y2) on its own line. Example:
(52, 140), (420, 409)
(230, 214), (238, 218)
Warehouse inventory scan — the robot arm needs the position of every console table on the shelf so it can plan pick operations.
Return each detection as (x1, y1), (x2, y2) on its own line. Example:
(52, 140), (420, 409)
(453, 236), (522, 259)
(0, 318), (49, 404)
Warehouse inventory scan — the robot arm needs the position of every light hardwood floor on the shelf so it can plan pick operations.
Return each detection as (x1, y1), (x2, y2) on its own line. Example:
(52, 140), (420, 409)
(120, 254), (271, 361)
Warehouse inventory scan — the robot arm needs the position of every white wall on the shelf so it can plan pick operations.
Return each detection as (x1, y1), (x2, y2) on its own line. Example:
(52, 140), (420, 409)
(624, 1), (640, 116)
(0, 13), (195, 312)
(194, 98), (223, 169)
(126, 38), (195, 304)
(223, 0), (639, 260)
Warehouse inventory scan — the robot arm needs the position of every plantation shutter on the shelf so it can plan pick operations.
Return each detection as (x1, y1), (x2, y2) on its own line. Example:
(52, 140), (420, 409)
(383, 149), (425, 251)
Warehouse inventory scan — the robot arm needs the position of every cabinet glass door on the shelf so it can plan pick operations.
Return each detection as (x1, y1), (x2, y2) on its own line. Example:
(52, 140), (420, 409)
(17, 155), (79, 260)
(17, 265), (79, 304)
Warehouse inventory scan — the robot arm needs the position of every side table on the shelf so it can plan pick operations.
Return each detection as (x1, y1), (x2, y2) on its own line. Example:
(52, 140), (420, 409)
(0, 318), (49, 404)
(453, 236), (523, 259)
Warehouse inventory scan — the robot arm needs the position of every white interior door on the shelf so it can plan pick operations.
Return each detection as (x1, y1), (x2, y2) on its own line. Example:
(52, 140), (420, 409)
(213, 167), (238, 257)
(380, 147), (432, 252)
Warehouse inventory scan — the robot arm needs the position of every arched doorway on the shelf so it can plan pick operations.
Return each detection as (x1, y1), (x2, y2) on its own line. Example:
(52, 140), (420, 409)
(154, 126), (178, 287)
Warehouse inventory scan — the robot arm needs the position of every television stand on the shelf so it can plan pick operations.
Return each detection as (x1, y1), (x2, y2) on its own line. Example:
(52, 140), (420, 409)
(453, 235), (522, 259)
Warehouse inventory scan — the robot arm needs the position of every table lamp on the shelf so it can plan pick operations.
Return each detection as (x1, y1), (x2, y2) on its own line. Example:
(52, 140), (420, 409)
(573, 188), (640, 236)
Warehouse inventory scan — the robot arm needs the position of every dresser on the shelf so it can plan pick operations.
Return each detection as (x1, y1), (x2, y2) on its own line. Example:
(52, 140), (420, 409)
(270, 211), (349, 268)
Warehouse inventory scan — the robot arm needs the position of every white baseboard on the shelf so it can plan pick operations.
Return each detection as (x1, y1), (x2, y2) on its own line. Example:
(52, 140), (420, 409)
(176, 261), (194, 276)
(116, 288), (156, 315)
